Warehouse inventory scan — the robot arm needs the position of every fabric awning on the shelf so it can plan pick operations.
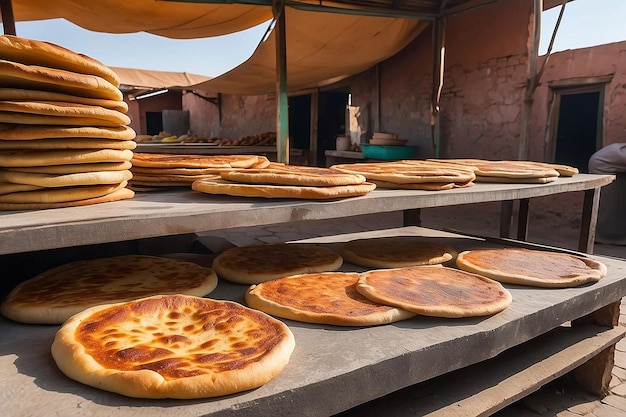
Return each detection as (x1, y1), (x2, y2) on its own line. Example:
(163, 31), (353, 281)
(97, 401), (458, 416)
(6, 0), (272, 39)
(111, 67), (211, 90)
(190, 7), (430, 95)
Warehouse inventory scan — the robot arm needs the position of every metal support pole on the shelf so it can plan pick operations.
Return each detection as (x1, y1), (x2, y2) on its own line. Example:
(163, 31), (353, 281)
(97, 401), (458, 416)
(274, 1), (289, 164)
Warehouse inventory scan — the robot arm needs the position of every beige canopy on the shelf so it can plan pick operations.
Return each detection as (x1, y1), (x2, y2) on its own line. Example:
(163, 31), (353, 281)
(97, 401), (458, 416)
(111, 67), (211, 90)
(191, 8), (429, 95)
(6, 0), (272, 39)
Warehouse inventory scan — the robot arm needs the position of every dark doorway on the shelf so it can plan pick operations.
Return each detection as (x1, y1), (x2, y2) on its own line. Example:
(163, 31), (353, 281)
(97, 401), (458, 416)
(553, 91), (601, 173)
(317, 91), (349, 166)
(289, 95), (311, 151)
(146, 112), (164, 136)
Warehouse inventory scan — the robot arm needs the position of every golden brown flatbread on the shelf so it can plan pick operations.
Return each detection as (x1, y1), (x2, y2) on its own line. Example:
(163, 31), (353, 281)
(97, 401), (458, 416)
(455, 248), (607, 288)
(131, 153), (264, 169)
(221, 165), (366, 187)
(339, 236), (457, 268)
(51, 294), (295, 399)
(0, 149), (133, 167)
(0, 59), (122, 101)
(0, 186), (134, 210)
(0, 124), (135, 140)
(192, 177), (376, 200)
(0, 88), (128, 112)
(0, 101), (130, 125)
(332, 161), (475, 184)
(246, 272), (416, 326)
(213, 243), (343, 284)
(0, 35), (121, 86)
(6, 161), (132, 174)
(0, 181), (129, 204)
(1, 255), (218, 324)
(0, 138), (137, 150)
(0, 182), (42, 195)
(356, 265), (513, 318)
(0, 169), (132, 187)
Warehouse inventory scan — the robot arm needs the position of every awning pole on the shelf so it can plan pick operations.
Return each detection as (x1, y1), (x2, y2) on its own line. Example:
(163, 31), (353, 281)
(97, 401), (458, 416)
(1, 0), (17, 35)
(273, 0), (289, 164)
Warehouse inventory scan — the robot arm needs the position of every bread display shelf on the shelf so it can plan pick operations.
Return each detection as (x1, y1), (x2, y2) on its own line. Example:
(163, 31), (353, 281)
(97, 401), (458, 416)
(2, 227), (626, 416)
(0, 174), (614, 255)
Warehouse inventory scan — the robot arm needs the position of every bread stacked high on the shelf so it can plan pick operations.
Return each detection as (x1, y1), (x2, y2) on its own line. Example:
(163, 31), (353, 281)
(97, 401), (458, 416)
(0, 35), (135, 210)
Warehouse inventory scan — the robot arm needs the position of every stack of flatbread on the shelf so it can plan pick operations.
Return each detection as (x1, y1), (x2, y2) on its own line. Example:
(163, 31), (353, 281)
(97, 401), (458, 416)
(331, 160), (476, 190)
(427, 158), (578, 183)
(129, 153), (272, 190)
(0, 35), (135, 210)
(192, 163), (376, 200)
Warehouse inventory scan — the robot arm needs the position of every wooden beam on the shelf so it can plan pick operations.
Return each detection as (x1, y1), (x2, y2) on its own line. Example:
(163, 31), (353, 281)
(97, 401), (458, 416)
(274, 1), (290, 164)
(1, 0), (16, 35)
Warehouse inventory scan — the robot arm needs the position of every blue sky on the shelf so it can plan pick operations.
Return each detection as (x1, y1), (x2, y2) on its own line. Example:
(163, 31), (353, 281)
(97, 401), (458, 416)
(1, 0), (625, 77)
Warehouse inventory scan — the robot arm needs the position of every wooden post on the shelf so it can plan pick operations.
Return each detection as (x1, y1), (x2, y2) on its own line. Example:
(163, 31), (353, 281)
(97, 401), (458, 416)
(274, 0), (289, 164)
(1, 0), (16, 35)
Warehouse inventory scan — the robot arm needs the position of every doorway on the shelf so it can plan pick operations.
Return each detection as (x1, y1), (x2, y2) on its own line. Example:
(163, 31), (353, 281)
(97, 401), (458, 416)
(146, 111), (163, 136)
(317, 90), (350, 166)
(547, 81), (606, 173)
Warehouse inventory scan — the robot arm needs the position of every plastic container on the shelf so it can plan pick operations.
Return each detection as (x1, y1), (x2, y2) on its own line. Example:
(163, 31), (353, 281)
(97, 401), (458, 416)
(361, 144), (416, 160)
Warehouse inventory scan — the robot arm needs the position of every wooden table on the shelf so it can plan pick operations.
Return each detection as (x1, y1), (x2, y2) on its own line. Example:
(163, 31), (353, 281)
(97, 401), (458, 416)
(0, 174), (614, 255)
(0, 174), (621, 416)
(1, 227), (625, 417)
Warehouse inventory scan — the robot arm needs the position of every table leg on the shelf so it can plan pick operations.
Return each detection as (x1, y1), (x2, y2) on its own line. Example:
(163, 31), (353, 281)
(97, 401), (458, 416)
(578, 187), (601, 254)
(500, 200), (514, 238)
(517, 198), (530, 241)
(571, 300), (622, 395)
(403, 209), (421, 227)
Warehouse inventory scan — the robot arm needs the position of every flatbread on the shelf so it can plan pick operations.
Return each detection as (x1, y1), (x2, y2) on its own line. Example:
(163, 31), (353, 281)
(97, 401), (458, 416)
(0, 59), (122, 101)
(246, 272), (416, 326)
(339, 236), (457, 268)
(50, 294), (295, 399)
(1, 255), (218, 324)
(212, 243), (343, 284)
(0, 186), (134, 210)
(0, 169), (132, 187)
(192, 177), (376, 200)
(131, 172), (213, 184)
(0, 124), (135, 140)
(428, 159), (560, 179)
(0, 35), (120, 86)
(131, 153), (264, 169)
(0, 111), (129, 127)
(0, 149), (133, 167)
(0, 88), (128, 112)
(0, 181), (128, 203)
(356, 265), (513, 318)
(0, 182), (42, 195)
(475, 175), (557, 184)
(221, 166), (367, 187)
(6, 161), (132, 174)
(0, 138), (136, 150)
(370, 180), (457, 191)
(331, 161), (475, 184)
(455, 248), (607, 288)
(0, 101), (130, 125)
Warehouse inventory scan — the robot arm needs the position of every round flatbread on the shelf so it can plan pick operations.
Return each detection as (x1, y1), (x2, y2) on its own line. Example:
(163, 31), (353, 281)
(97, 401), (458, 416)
(0, 88), (128, 112)
(221, 166), (366, 187)
(0, 101), (130, 125)
(0, 182), (42, 195)
(0, 138), (137, 150)
(0, 111), (129, 127)
(6, 161), (132, 174)
(131, 172), (212, 184)
(1, 255), (218, 324)
(0, 35), (120, 86)
(339, 236), (457, 268)
(0, 124), (135, 140)
(455, 248), (607, 288)
(192, 177), (376, 200)
(331, 161), (475, 184)
(0, 169), (132, 187)
(212, 243), (343, 284)
(246, 272), (416, 326)
(0, 59), (122, 101)
(0, 149), (133, 167)
(356, 265), (513, 318)
(131, 153), (263, 169)
(50, 294), (295, 399)
(370, 180), (457, 191)
(0, 186), (134, 210)
(0, 181), (129, 204)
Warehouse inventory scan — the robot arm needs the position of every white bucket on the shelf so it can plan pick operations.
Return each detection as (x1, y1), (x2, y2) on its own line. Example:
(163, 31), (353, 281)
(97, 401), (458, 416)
(336, 135), (350, 151)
